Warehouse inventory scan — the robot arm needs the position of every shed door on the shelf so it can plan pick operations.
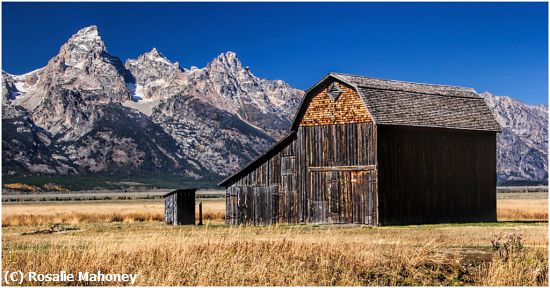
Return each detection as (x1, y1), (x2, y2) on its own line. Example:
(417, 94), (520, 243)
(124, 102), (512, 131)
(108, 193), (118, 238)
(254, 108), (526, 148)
(310, 169), (377, 225)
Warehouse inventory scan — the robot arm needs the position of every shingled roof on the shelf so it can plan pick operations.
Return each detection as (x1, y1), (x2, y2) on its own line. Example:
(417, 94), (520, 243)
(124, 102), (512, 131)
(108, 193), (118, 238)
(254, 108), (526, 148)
(292, 73), (501, 132)
(359, 87), (502, 131)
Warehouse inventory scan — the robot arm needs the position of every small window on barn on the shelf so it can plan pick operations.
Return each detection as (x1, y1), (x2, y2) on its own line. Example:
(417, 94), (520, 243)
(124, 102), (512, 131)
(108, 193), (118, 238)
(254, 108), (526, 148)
(327, 83), (342, 101)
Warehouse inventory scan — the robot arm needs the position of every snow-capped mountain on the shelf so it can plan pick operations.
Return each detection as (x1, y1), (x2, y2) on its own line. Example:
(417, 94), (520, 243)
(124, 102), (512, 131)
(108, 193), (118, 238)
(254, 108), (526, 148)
(2, 25), (302, 178)
(125, 48), (184, 102)
(185, 51), (302, 138)
(1, 25), (547, 184)
(7, 25), (134, 141)
(124, 49), (302, 138)
(481, 92), (548, 183)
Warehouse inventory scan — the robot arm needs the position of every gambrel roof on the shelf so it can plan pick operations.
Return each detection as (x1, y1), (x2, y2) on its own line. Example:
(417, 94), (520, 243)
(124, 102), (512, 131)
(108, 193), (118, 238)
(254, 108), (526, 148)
(292, 72), (501, 132)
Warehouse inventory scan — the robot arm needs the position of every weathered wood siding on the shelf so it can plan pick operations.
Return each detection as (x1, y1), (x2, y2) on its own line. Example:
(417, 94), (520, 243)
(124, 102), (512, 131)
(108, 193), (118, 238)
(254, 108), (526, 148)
(300, 80), (372, 126)
(225, 135), (297, 225)
(309, 168), (377, 225)
(164, 190), (196, 225)
(225, 78), (378, 225)
(226, 122), (377, 225)
(164, 194), (176, 224)
(377, 125), (497, 225)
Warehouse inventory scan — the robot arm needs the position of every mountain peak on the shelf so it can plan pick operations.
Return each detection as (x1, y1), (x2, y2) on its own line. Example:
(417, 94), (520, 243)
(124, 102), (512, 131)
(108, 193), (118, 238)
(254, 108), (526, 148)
(37, 24), (130, 106)
(75, 25), (99, 36)
(149, 47), (161, 56)
(221, 51), (237, 59)
(134, 48), (178, 68)
(124, 48), (183, 101)
(68, 25), (102, 44)
(211, 51), (243, 70)
(62, 25), (106, 57)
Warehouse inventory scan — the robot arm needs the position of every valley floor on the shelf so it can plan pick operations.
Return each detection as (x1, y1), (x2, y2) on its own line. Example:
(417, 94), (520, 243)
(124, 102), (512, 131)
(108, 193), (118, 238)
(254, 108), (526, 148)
(1, 192), (548, 286)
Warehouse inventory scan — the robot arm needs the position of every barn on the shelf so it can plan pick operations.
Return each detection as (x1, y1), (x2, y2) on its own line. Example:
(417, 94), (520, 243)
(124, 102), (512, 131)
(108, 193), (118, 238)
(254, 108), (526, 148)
(219, 73), (501, 226)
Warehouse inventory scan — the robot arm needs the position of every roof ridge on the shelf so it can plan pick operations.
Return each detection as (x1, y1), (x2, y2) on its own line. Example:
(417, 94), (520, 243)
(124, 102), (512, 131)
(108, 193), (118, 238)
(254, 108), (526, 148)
(358, 86), (484, 100)
(329, 72), (477, 94)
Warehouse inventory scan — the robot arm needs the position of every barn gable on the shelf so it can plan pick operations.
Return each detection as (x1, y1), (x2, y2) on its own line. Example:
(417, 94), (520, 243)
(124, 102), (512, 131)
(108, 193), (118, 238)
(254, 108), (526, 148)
(299, 79), (373, 126)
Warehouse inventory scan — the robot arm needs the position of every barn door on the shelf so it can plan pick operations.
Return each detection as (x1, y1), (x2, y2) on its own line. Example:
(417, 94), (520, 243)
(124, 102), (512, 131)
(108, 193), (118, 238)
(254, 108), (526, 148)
(328, 171), (342, 222)
(310, 168), (377, 225)
(350, 170), (377, 225)
(226, 187), (239, 225)
(237, 187), (248, 225)
(310, 171), (328, 224)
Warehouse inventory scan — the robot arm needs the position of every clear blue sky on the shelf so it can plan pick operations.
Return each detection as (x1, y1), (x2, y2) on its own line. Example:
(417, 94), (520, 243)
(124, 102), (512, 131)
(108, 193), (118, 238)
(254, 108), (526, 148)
(2, 2), (548, 105)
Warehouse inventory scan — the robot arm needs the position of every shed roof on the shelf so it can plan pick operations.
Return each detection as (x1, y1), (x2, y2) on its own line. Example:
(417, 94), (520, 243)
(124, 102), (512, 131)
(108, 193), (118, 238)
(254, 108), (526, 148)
(219, 131), (296, 187)
(163, 188), (197, 198)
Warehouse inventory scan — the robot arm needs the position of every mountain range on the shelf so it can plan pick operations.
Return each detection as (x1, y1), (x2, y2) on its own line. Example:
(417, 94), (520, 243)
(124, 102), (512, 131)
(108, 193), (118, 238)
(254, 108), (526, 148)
(1, 25), (547, 189)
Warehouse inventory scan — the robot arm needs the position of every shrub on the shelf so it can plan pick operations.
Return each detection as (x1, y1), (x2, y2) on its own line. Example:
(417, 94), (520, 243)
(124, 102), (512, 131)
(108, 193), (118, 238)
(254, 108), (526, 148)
(490, 232), (524, 261)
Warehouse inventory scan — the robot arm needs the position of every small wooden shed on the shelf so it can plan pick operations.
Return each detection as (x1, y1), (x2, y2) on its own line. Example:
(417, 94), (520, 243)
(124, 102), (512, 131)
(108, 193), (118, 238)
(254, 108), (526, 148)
(163, 189), (196, 225)
(219, 72), (501, 226)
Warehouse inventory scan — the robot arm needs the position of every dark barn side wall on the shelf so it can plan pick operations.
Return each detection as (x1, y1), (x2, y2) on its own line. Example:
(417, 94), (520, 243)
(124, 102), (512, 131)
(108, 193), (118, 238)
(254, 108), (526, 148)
(377, 125), (497, 225)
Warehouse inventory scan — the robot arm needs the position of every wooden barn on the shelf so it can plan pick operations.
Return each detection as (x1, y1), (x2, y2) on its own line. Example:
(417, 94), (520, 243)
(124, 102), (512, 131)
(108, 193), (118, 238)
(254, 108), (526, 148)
(219, 73), (500, 226)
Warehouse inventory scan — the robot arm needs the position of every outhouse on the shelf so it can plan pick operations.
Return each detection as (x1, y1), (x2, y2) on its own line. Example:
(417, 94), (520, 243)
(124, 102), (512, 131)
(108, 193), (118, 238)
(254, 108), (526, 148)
(163, 189), (196, 225)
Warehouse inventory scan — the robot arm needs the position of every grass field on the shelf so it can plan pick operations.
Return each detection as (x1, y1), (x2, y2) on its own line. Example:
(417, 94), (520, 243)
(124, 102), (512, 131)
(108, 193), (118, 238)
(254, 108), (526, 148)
(2, 192), (548, 286)
(498, 192), (548, 220)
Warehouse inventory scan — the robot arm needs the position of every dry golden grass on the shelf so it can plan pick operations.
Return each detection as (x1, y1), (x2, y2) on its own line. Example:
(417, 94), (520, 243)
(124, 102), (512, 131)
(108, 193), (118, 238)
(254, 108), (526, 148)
(2, 200), (225, 227)
(3, 193), (546, 227)
(2, 212), (164, 226)
(497, 195), (548, 220)
(3, 183), (40, 192)
(481, 246), (548, 286)
(2, 193), (548, 286)
(2, 222), (547, 286)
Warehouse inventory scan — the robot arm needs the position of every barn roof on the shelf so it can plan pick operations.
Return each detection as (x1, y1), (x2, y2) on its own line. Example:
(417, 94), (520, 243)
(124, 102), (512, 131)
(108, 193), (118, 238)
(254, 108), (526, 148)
(291, 73), (501, 132)
(331, 72), (479, 98)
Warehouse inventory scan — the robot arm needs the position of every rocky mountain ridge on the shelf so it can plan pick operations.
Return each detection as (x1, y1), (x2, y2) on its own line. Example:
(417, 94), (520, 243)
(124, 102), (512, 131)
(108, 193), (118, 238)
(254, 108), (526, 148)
(481, 92), (548, 183)
(2, 25), (547, 185)
(2, 25), (302, 180)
